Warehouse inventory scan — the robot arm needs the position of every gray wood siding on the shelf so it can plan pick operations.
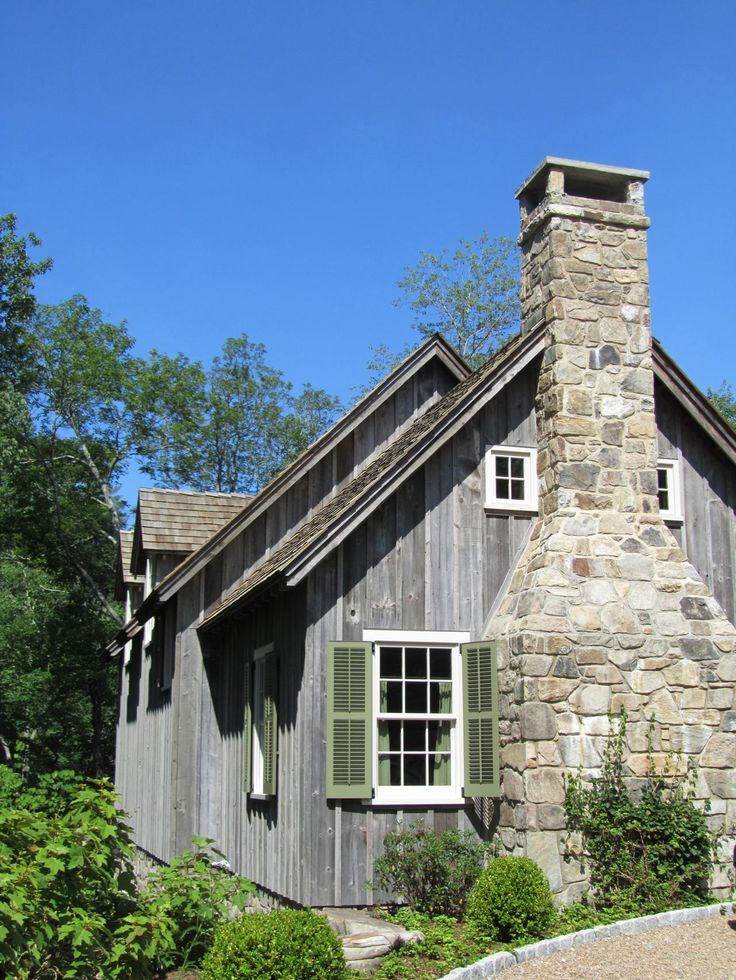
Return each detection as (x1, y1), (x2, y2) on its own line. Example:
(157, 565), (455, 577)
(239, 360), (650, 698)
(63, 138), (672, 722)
(216, 360), (460, 601)
(115, 361), (538, 905)
(656, 382), (736, 624)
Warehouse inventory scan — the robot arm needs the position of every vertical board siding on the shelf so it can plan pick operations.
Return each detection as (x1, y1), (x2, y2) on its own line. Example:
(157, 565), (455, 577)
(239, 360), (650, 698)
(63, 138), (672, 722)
(656, 382), (736, 624)
(117, 361), (542, 906)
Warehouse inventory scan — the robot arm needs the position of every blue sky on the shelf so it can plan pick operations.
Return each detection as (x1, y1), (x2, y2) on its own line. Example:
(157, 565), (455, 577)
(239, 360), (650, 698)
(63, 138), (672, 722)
(2, 1), (734, 503)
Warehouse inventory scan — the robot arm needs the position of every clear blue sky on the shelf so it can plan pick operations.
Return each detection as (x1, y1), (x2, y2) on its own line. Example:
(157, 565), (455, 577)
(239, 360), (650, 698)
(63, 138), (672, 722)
(2, 1), (734, 504)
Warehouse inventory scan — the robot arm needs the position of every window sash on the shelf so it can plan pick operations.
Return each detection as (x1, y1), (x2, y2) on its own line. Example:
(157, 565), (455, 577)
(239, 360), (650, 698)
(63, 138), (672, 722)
(485, 446), (538, 512)
(656, 458), (683, 522)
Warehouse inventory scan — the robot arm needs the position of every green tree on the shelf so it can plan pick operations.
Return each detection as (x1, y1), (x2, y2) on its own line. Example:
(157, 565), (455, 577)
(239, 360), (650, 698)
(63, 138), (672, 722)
(394, 232), (520, 369)
(138, 335), (341, 494)
(0, 213), (52, 388)
(708, 381), (736, 429)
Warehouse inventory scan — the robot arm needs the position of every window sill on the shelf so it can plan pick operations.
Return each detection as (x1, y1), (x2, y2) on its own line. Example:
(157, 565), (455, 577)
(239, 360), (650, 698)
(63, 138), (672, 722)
(662, 515), (684, 526)
(484, 503), (538, 515)
(369, 796), (465, 808)
(249, 793), (275, 802)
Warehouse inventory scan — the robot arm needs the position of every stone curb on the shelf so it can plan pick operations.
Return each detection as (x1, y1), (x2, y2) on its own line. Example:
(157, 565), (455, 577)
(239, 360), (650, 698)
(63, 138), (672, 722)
(440, 903), (734, 979)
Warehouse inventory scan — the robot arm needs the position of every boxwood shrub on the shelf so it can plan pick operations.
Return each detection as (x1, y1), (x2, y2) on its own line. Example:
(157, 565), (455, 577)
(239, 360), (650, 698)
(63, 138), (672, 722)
(465, 856), (555, 943)
(201, 907), (348, 979)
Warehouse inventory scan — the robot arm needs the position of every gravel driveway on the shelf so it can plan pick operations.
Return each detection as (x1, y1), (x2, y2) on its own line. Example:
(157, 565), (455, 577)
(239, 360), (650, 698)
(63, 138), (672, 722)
(500, 915), (736, 979)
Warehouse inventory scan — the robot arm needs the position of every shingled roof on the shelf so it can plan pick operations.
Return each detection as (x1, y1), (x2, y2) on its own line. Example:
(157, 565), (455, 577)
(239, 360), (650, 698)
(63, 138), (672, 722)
(131, 488), (252, 574)
(199, 325), (546, 630)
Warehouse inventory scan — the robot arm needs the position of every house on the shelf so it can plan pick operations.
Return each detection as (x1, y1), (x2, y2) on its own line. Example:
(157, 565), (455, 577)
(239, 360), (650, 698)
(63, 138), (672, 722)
(112, 157), (736, 907)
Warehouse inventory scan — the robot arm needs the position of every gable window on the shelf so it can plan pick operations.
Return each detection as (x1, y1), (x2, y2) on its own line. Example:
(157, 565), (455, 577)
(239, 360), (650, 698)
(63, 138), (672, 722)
(657, 458), (683, 523)
(244, 643), (278, 798)
(485, 446), (538, 512)
(326, 631), (499, 805)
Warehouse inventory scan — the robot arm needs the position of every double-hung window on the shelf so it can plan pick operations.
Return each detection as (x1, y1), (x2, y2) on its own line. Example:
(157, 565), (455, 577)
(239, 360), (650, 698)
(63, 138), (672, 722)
(244, 643), (278, 798)
(485, 446), (538, 512)
(656, 458), (683, 523)
(326, 631), (499, 805)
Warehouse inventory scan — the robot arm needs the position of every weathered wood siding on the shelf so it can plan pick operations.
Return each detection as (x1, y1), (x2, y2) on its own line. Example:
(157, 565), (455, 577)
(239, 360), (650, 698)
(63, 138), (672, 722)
(656, 381), (736, 624)
(115, 633), (173, 862)
(116, 360), (539, 906)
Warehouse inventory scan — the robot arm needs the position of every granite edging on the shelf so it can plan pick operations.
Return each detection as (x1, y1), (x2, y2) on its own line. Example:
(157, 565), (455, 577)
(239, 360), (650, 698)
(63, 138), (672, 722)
(440, 902), (734, 979)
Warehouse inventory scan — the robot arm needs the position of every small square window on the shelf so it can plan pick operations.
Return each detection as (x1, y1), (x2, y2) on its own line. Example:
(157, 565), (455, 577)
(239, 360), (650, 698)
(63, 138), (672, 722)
(657, 459), (683, 523)
(485, 446), (538, 513)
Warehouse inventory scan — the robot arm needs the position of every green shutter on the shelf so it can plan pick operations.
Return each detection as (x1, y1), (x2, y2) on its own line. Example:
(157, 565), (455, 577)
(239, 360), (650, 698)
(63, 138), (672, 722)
(462, 641), (500, 797)
(326, 641), (372, 799)
(262, 655), (278, 797)
(243, 660), (252, 793)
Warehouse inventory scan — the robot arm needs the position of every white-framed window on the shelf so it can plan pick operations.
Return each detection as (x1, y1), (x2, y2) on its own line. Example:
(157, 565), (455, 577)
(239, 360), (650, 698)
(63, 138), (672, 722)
(249, 643), (277, 798)
(657, 458), (683, 523)
(365, 629), (468, 806)
(485, 446), (538, 512)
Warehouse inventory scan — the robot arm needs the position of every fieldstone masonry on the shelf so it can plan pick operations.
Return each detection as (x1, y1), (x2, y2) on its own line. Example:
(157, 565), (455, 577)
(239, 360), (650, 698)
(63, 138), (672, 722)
(489, 158), (736, 899)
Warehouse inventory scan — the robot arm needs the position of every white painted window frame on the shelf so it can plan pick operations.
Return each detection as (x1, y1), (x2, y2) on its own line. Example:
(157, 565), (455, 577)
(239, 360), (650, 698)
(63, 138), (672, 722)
(364, 629), (469, 807)
(485, 446), (538, 513)
(657, 458), (683, 523)
(251, 642), (274, 799)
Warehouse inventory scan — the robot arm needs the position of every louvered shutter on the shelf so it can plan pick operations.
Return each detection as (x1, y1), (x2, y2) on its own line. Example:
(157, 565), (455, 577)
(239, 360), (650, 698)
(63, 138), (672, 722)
(262, 656), (278, 797)
(243, 660), (252, 793)
(461, 641), (500, 797)
(326, 642), (372, 799)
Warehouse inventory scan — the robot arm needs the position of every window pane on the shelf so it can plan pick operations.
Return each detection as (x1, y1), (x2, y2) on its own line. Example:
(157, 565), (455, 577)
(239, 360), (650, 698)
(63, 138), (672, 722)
(510, 456), (524, 478)
(404, 720), (426, 751)
(427, 721), (451, 752)
(378, 755), (401, 786)
(429, 754), (451, 786)
(380, 647), (402, 678)
(405, 648), (427, 678)
(405, 682), (427, 713)
(495, 456), (509, 476)
(430, 648), (451, 679)
(658, 489), (669, 511)
(378, 720), (401, 752)
(429, 681), (453, 713)
(657, 468), (668, 490)
(496, 477), (509, 499)
(511, 479), (525, 501)
(381, 680), (402, 713)
(403, 754), (426, 786)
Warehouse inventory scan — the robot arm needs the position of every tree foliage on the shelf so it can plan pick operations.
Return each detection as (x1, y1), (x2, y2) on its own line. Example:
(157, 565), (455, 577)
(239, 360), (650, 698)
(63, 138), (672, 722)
(707, 380), (736, 429)
(0, 211), (341, 778)
(0, 213), (51, 388)
(394, 232), (520, 368)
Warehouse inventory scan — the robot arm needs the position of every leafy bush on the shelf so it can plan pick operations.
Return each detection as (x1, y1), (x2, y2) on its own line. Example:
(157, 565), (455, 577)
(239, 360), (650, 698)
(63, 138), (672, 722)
(201, 907), (348, 979)
(0, 766), (254, 976)
(564, 710), (718, 912)
(141, 835), (256, 969)
(0, 771), (175, 977)
(465, 857), (555, 943)
(372, 824), (491, 916)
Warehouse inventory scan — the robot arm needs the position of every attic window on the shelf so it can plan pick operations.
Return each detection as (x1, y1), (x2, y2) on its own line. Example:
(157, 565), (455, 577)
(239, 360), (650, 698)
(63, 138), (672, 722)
(485, 446), (538, 513)
(657, 459), (683, 523)
(563, 176), (627, 204)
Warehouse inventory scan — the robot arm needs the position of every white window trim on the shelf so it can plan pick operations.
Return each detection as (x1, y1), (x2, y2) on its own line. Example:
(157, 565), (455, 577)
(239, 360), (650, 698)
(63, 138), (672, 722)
(657, 458), (683, 524)
(143, 556), (156, 648)
(485, 445), (538, 513)
(365, 629), (469, 807)
(251, 642), (274, 799)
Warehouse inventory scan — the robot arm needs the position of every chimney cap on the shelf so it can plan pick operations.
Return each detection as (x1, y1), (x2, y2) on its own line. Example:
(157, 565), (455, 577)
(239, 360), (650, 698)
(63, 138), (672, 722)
(515, 157), (650, 200)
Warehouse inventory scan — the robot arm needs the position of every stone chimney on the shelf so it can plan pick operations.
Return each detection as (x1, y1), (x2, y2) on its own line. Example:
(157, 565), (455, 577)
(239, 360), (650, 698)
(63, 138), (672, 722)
(490, 158), (736, 899)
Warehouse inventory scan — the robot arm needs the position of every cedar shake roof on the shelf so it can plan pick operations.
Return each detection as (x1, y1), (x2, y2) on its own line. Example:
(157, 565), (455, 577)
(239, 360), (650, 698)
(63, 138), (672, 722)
(199, 326), (544, 630)
(131, 488), (252, 573)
